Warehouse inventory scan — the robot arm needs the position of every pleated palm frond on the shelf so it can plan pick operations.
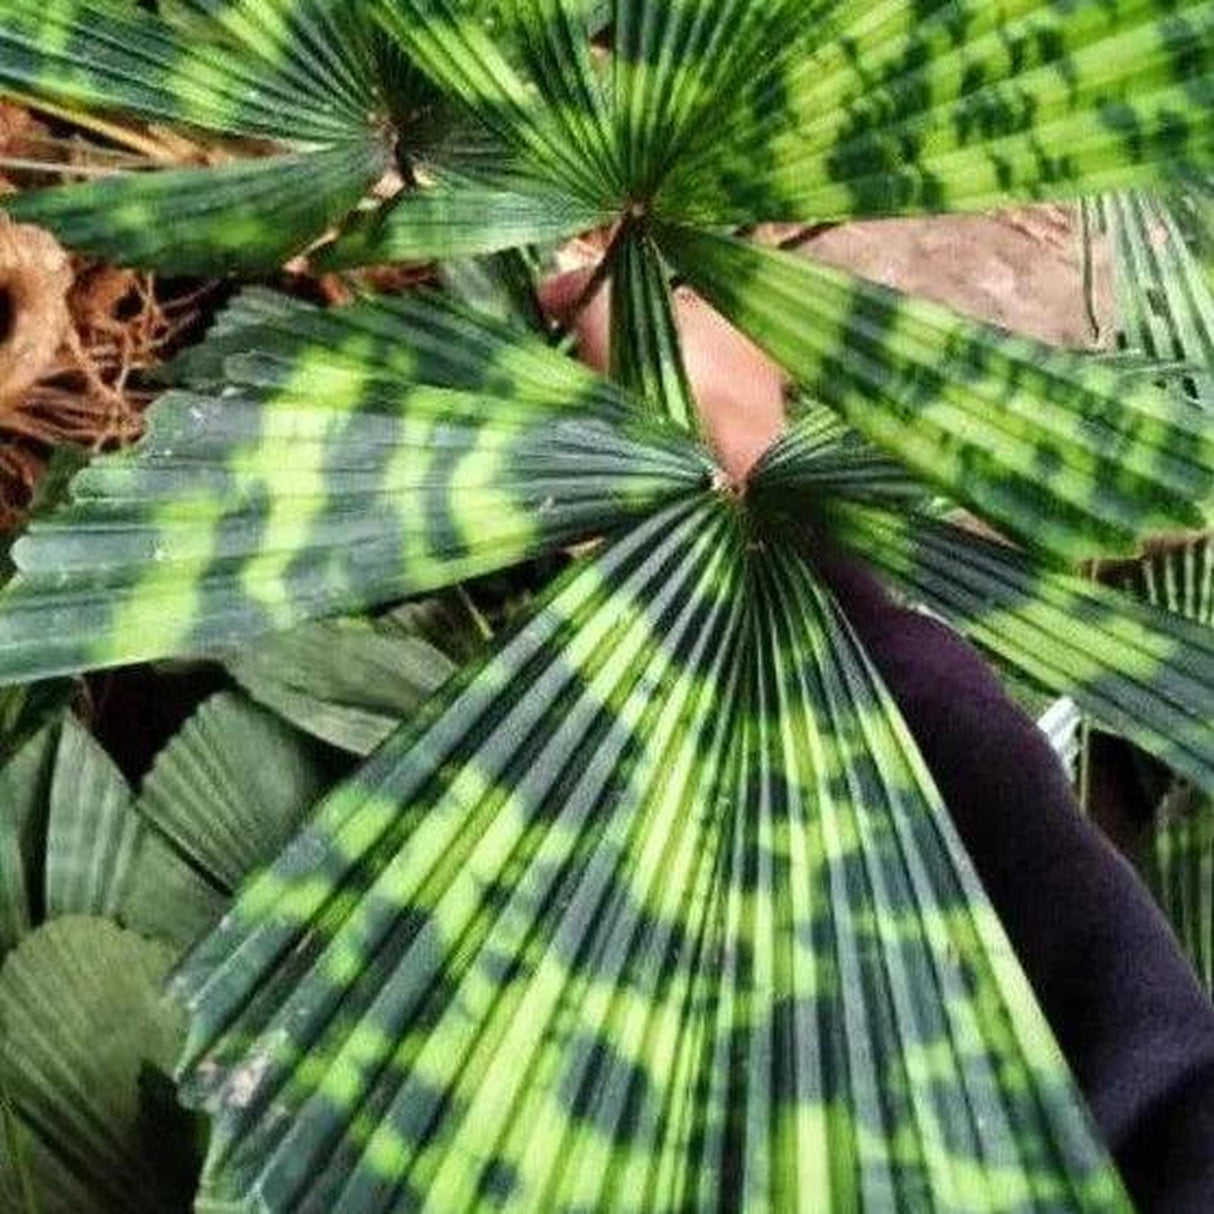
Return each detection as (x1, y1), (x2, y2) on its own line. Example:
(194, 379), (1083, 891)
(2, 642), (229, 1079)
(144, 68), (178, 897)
(2, 1), (1214, 1210)
(0, 0), (476, 273)
(0, 290), (710, 681)
(172, 492), (1127, 1212)
(1112, 534), (1214, 995)
(1093, 190), (1214, 405)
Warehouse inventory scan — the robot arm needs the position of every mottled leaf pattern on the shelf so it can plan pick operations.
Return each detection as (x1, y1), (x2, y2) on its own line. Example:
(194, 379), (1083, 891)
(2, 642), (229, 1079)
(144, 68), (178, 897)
(173, 501), (1126, 1211)
(813, 500), (1214, 796)
(375, 0), (615, 204)
(0, 0), (395, 270)
(0, 293), (710, 682)
(1099, 190), (1214, 405)
(8, 142), (388, 276)
(318, 181), (608, 269)
(0, 0), (379, 139)
(3, 3), (1214, 1210)
(611, 0), (797, 200)
(609, 226), (697, 430)
(658, 1), (1214, 222)
(658, 224), (1214, 560)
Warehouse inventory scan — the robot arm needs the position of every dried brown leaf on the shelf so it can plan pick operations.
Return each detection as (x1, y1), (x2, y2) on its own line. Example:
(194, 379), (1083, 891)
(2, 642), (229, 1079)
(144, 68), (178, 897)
(0, 219), (73, 405)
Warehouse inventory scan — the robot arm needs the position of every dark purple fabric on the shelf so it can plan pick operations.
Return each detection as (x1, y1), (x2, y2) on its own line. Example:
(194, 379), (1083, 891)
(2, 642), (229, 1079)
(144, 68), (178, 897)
(819, 553), (1214, 1212)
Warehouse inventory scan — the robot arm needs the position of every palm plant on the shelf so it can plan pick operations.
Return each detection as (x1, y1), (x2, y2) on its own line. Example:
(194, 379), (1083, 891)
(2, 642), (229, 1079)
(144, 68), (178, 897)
(1080, 188), (1214, 994)
(2, 0), (1214, 1209)
(0, 688), (321, 1211)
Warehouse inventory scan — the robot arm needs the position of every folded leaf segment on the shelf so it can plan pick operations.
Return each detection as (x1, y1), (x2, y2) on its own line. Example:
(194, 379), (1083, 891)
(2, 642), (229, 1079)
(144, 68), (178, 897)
(0, 292), (710, 681)
(173, 490), (1128, 1211)
(0, 0), (403, 271)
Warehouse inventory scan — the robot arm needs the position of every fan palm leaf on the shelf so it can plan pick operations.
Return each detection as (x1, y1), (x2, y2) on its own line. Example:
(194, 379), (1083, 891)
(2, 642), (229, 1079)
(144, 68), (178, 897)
(2, 2), (1214, 1209)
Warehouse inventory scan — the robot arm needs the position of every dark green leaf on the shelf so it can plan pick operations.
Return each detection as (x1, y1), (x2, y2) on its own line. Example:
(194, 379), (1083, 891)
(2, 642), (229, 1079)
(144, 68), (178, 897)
(173, 500), (1126, 1211)
(659, 224), (1214, 560)
(138, 692), (328, 893)
(0, 0), (381, 140)
(43, 715), (137, 923)
(0, 917), (190, 1214)
(0, 726), (56, 953)
(225, 614), (460, 756)
(0, 292), (711, 683)
(750, 398), (926, 505)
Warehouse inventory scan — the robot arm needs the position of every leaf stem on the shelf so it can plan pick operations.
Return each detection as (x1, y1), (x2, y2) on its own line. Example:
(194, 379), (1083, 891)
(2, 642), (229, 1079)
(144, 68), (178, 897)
(6, 92), (180, 163)
(547, 221), (627, 346)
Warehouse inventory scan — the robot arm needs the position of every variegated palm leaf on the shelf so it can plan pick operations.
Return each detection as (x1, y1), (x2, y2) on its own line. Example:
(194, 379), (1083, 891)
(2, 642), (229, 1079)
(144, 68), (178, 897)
(0, 0), (462, 273)
(172, 488), (1130, 1212)
(1092, 189), (1214, 405)
(1, 2), (1214, 1210)
(0, 290), (710, 680)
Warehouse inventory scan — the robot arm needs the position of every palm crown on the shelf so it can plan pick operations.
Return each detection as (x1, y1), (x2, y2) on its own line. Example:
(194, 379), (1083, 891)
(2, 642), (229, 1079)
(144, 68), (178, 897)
(1, 0), (1213, 1209)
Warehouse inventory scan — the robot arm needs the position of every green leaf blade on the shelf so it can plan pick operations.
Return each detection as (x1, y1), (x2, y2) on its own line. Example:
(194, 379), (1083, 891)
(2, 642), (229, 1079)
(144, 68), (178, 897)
(374, 0), (614, 206)
(659, 224), (1214, 561)
(170, 499), (1126, 1211)
(43, 715), (137, 923)
(0, 294), (711, 683)
(1100, 190), (1214, 405)
(137, 692), (328, 894)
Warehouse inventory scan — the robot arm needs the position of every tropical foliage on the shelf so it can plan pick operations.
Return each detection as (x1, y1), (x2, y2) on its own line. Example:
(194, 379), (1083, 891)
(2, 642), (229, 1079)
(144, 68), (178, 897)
(1089, 189), (1214, 996)
(1, 0), (1214, 1209)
